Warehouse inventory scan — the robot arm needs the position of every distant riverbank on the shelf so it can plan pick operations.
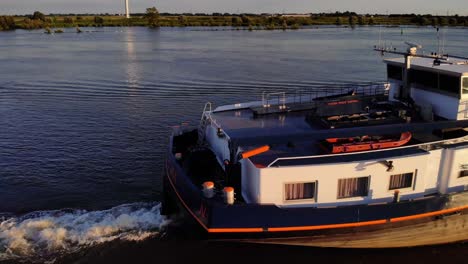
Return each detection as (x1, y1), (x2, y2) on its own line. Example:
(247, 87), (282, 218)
(1, 12), (467, 32)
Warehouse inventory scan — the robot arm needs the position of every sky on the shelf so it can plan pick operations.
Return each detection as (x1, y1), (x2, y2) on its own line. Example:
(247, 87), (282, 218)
(0, 0), (467, 16)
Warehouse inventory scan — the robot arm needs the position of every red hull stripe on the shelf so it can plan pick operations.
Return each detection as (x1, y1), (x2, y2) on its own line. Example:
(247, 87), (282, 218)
(208, 228), (264, 233)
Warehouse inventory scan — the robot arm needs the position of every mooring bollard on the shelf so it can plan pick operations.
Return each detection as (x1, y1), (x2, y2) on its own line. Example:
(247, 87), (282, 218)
(202, 181), (215, 198)
(223, 187), (235, 205)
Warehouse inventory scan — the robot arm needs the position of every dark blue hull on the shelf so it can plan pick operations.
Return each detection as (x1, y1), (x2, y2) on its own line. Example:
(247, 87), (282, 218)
(162, 152), (468, 242)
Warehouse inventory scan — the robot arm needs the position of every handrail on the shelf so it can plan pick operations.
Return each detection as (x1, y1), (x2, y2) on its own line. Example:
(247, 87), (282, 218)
(213, 82), (389, 113)
(201, 110), (222, 130)
(199, 103), (230, 141)
(263, 92), (286, 109)
(200, 102), (212, 122)
(259, 81), (389, 110)
(266, 136), (468, 167)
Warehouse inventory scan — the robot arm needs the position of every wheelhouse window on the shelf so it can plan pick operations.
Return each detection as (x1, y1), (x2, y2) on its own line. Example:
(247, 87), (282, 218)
(387, 65), (403, 80)
(285, 182), (316, 201)
(438, 74), (460, 95)
(410, 69), (438, 89)
(337, 176), (369, 199)
(409, 69), (461, 96)
(459, 170), (468, 178)
(389, 172), (414, 190)
(463, 77), (468, 95)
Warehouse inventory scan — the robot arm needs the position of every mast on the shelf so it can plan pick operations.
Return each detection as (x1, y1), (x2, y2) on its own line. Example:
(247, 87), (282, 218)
(125, 0), (130, 18)
(401, 42), (421, 100)
(374, 42), (425, 101)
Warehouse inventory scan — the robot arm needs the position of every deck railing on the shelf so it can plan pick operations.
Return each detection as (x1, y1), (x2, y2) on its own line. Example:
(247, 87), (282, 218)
(261, 81), (390, 110)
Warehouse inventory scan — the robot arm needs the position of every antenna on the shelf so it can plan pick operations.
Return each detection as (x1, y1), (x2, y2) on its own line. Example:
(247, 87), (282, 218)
(442, 28), (446, 56)
(378, 24), (382, 49)
(442, 16), (447, 56)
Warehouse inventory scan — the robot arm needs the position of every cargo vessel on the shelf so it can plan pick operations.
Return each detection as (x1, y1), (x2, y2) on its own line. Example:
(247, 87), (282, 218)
(161, 43), (468, 247)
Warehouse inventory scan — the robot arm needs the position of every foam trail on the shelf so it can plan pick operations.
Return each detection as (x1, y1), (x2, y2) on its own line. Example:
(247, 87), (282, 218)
(0, 202), (168, 262)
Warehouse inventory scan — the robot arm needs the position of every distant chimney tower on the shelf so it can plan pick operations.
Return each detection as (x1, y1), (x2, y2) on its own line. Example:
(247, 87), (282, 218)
(125, 0), (130, 18)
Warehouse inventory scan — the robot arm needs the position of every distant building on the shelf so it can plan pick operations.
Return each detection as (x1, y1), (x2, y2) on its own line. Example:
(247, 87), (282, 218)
(281, 13), (312, 18)
(125, 0), (130, 18)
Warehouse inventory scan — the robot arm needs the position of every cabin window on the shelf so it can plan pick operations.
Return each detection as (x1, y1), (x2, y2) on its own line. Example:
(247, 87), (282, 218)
(463, 77), (468, 94)
(459, 170), (468, 178)
(389, 172), (414, 190)
(337, 176), (369, 199)
(284, 182), (316, 201)
(387, 65), (403, 80)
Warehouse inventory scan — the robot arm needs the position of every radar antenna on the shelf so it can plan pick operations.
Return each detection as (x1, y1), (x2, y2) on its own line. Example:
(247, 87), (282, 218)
(374, 41), (440, 100)
(374, 41), (448, 64)
(404, 42), (422, 48)
(404, 42), (422, 56)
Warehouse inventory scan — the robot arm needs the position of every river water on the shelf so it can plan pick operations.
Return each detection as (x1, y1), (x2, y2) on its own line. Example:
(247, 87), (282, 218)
(0, 26), (467, 263)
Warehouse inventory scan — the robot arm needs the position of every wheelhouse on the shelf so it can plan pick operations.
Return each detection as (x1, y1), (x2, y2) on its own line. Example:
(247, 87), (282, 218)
(385, 57), (468, 120)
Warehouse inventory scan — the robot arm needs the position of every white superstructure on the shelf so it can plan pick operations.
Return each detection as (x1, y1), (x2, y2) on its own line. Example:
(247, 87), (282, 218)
(199, 51), (468, 209)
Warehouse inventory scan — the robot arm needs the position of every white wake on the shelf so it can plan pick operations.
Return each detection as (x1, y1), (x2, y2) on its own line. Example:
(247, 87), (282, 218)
(0, 202), (168, 262)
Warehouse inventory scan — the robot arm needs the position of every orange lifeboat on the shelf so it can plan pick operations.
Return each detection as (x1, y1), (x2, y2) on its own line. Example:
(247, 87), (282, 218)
(324, 132), (412, 153)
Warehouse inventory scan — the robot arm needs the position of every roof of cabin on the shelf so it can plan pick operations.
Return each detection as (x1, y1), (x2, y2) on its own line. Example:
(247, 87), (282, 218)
(384, 57), (468, 75)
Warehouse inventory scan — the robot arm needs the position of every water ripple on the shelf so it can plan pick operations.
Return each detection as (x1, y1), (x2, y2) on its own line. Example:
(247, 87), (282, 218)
(0, 79), (385, 104)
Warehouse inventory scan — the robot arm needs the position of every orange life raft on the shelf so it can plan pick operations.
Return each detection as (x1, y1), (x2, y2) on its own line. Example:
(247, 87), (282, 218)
(325, 132), (412, 153)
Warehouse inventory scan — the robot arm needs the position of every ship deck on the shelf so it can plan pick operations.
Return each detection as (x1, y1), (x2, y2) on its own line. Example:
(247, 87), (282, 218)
(210, 99), (468, 167)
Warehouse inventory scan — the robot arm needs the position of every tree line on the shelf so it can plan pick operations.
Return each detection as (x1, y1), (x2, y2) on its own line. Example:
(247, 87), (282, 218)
(1, 9), (467, 31)
(0, 16), (15, 30)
